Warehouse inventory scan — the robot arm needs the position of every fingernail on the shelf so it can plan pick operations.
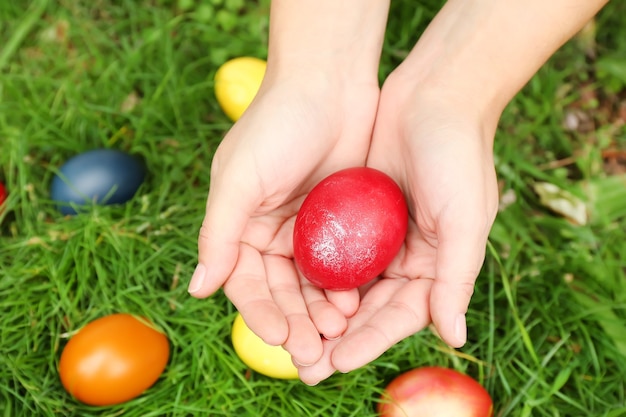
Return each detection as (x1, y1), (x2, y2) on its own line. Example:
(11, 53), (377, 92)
(293, 358), (314, 367)
(455, 314), (467, 345)
(322, 334), (342, 341)
(188, 264), (206, 294)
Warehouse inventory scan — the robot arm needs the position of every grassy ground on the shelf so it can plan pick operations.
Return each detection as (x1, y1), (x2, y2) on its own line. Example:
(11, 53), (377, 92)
(1, 1), (625, 416)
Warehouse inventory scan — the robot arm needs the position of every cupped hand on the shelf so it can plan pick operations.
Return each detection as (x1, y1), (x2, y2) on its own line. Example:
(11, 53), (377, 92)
(190, 71), (380, 366)
(298, 71), (500, 384)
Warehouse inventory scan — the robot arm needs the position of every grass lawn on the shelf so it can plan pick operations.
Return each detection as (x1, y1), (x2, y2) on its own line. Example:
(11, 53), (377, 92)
(1, 1), (625, 416)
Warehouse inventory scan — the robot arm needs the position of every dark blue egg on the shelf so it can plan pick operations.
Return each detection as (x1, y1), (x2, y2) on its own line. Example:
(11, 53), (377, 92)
(51, 149), (146, 215)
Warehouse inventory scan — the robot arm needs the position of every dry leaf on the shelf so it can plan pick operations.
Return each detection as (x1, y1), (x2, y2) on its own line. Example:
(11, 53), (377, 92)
(533, 182), (588, 225)
(39, 19), (70, 44)
(120, 91), (141, 112)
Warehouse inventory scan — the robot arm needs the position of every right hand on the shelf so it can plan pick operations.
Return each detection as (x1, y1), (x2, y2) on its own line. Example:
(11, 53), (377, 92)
(190, 70), (380, 366)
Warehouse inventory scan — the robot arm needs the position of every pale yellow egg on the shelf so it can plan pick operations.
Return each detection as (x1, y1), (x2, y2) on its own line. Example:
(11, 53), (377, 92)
(214, 57), (266, 121)
(231, 313), (299, 380)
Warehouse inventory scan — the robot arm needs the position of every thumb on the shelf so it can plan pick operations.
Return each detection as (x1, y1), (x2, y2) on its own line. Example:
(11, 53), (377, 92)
(188, 177), (255, 298)
(429, 215), (490, 347)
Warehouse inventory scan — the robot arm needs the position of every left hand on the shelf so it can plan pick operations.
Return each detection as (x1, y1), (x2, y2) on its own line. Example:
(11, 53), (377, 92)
(298, 70), (500, 385)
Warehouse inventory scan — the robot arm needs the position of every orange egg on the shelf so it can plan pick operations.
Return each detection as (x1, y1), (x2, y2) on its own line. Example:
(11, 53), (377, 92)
(59, 313), (169, 406)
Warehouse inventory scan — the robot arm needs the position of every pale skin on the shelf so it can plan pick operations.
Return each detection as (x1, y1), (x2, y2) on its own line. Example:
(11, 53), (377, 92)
(190, 0), (609, 385)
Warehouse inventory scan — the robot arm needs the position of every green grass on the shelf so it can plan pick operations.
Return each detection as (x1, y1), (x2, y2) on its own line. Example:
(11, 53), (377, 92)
(1, 0), (625, 416)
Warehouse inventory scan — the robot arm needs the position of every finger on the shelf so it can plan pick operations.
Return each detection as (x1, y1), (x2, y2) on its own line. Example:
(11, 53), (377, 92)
(265, 255), (323, 366)
(298, 278), (407, 385)
(301, 276), (348, 340)
(429, 213), (491, 348)
(330, 278), (432, 373)
(325, 288), (360, 318)
(223, 244), (288, 346)
(295, 338), (337, 386)
(298, 277), (426, 385)
(296, 286), (362, 384)
(189, 168), (257, 298)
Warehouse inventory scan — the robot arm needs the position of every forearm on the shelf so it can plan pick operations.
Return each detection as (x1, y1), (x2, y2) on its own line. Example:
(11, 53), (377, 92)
(266, 0), (390, 84)
(395, 0), (609, 121)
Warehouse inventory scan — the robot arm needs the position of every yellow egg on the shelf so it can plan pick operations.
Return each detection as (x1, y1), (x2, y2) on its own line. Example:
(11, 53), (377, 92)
(231, 313), (299, 380)
(214, 57), (266, 121)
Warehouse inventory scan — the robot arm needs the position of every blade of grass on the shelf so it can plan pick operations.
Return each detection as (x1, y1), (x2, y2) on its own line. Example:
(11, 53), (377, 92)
(0, 0), (48, 71)
(487, 241), (540, 366)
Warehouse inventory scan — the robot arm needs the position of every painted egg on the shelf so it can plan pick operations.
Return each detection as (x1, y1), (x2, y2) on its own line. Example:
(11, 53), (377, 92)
(231, 313), (299, 380)
(59, 313), (170, 406)
(378, 367), (493, 417)
(214, 57), (266, 121)
(293, 167), (408, 290)
(51, 149), (145, 215)
(0, 182), (6, 206)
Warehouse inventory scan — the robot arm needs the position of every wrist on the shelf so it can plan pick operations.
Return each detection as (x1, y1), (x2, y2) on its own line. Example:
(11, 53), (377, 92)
(381, 70), (500, 150)
(390, 0), (607, 124)
(383, 60), (503, 143)
(265, 0), (390, 86)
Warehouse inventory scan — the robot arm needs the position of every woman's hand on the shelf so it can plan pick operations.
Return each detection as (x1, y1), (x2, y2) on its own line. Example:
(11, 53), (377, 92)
(298, 72), (500, 384)
(190, 72), (380, 366)
(297, 0), (607, 385)
(189, 0), (390, 369)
